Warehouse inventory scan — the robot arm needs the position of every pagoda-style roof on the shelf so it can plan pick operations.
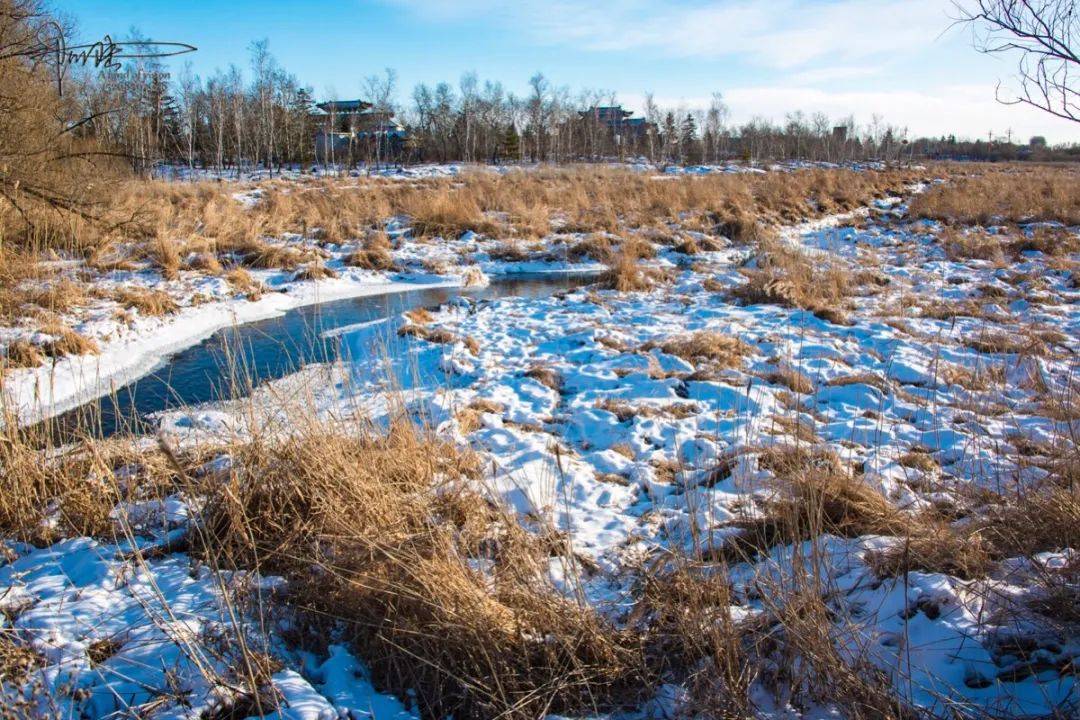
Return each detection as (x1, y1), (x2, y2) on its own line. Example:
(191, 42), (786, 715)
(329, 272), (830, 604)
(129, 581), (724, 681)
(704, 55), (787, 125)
(315, 99), (373, 114)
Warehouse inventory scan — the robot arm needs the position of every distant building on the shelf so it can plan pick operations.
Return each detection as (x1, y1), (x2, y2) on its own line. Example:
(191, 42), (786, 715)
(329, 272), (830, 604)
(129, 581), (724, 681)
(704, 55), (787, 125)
(581, 105), (652, 138)
(312, 99), (406, 162)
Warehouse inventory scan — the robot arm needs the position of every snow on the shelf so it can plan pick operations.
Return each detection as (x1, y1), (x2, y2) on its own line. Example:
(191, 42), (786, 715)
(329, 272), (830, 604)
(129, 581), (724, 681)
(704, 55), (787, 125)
(186, 192), (1073, 716)
(2, 173), (1078, 718)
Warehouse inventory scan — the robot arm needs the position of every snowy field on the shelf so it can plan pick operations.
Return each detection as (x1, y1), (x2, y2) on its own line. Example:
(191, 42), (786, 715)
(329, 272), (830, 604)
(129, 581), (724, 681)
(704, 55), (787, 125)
(1, 167), (1077, 719)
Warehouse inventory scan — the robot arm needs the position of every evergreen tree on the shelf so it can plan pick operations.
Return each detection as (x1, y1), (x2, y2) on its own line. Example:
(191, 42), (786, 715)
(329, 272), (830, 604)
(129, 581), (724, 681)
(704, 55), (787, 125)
(499, 123), (520, 162)
(679, 113), (697, 163)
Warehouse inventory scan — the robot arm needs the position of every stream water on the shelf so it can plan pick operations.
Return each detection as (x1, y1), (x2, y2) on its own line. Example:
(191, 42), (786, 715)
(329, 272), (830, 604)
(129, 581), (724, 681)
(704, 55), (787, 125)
(48, 273), (593, 438)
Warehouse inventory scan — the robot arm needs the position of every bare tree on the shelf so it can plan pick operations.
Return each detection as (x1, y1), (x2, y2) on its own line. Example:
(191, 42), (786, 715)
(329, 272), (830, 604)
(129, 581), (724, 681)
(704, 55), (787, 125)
(956, 0), (1078, 122)
(363, 67), (397, 169)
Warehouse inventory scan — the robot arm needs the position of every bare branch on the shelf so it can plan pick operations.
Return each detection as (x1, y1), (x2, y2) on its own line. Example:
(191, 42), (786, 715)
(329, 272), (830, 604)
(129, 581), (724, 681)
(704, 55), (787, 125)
(954, 0), (1079, 122)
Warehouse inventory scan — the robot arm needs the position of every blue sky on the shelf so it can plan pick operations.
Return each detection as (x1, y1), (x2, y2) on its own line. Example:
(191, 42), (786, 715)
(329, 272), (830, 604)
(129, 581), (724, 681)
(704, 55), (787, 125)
(56, 0), (1080, 143)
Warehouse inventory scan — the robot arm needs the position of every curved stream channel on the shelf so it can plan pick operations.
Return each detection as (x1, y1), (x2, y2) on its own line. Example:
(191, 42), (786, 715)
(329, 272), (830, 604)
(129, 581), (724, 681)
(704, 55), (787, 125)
(48, 273), (594, 439)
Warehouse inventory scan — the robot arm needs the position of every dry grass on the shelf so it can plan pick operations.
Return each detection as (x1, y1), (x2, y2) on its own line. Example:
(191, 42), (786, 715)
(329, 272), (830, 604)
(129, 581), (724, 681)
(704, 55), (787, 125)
(53, 166), (919, 275)
(597, 248), (672, 292)
(455, 398), (506, 434)
(225, 268), (264, 300)
(397, 324), (479, 354)
(293, 261), (338, 282)
(488, 241), (531, 262)
(656, 331), (753, 369)
(200, 423), (644, 719)
(910, 166), (1080, 226)
(939, 224), (1080, 264)
(5, 162), (1078, 717)
(242, 242), (315, 271)
(111, 287), (179, 317)
(632, 565), (753, 718)
(404, 307), (434, 324)
(731, 240), (853, 325)
(404, 188), (499, 238)
(22, 279), (88, 314)
(940, 361), (1004, 391)
(185, 251), (224, 274)
(1010, 225), (1080, 256)
(866, 522), (995, 581)
(344, 232), (396, 271)
(976, 486), (1080, 559)
(765, 366), (814, 394)
(40, 325), (99, 358)
(963, 330), (1046, 356)
(714, 446), (910, 562)
(524, 365), (563, 392)
(939, 227), (1007, 263)
(2, 340), (44, 370)
(567, 234), (617, 264)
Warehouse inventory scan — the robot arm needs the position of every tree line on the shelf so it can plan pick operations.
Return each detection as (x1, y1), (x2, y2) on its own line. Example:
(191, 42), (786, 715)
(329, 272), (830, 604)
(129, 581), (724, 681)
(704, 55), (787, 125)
(71, 39), (1066, 175)
(26, 6), (1080, 180)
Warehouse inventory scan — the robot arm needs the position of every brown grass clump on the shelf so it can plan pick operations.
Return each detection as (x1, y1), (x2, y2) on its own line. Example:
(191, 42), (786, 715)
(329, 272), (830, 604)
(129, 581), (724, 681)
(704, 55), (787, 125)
(963, 330), (1046, 356)
(185, 251), (224, 274)
(632, 565), (753, 718)
(405, 189), (498, 238)
(201, 424), (643, 719)
(23, 279), (88, 314)
(826, 373), (889, 391)
(40, 326), (99, 358)
(719, 446), (908, 561)
(398, 324), (455, 344)
(455, 398), (506, 434)
(713, 209), (767, 243)
(730, 241), (852, 325)
(225, 268), (264, 300)
(0, 627), (42, 689)
(1010, 225), (1080, 257)
(897, 449), (938, 473)
(766, 367), (814, 394)
(910, 167), (1080, 226)
(294, 261), (338, 282)
(488, 241), (531, 262)
(866, 522), (995, 581)
(111, 287), (179, 317)
(939, 227), (1006, 263)
(345, 232), (396, 271)
(404, 307), (434, 324)
(597, 250), (671, 292)
(524, 365), (563, 392)
(658, 331), (753, 369)
(621, 235), (658, 260)
(2, 339), (44, 369)
(940, 362), (1004, 391)
(764, 589), (907, 719)
(397, 324), (479, 355)
(143, 236), (182, 279)
(976, 486), (1080, 559)
(567, 234), (616, 264)
(0, 427), (153, 542)
(242, 242), (313, 271)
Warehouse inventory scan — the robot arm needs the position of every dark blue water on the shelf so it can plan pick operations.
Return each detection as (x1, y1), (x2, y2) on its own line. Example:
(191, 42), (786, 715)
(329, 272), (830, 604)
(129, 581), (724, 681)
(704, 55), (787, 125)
(48, 274), (592, 439)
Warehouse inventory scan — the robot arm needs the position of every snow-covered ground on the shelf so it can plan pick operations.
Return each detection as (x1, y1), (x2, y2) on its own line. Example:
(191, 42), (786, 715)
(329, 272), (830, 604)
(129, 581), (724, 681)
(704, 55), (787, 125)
(2, 181), (1077, 718)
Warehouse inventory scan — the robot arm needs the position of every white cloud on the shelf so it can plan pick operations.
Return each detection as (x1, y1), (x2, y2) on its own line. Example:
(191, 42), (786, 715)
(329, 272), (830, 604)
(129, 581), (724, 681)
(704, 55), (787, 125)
(383, 0), (1080, 142)
(386, 0), (949, 69)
